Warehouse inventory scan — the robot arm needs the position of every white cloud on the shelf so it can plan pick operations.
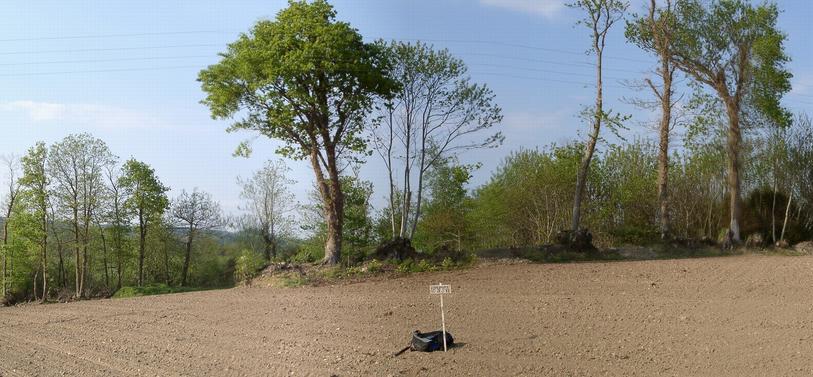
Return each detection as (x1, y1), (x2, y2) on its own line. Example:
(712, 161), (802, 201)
(479, 0), (565, 18)
(0, 100), (163, 129)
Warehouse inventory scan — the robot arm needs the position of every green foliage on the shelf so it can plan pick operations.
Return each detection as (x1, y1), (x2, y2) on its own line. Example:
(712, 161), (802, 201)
(441, 257), (454, 270)
(299, 172), (376, 264)
(366, 259), (383, 273)
(341, 174), (376, 258)
(670, 0), (791, 127)
(589, 140), (659, 245)
(464, 136), (810, 248)
(396, 259), (413, 273)
(120, 159), (169, 223)
(235, 249), (265, 284)
(468, 144), (581, 249)
(112, 283), (202, 299)
(198, 0), (395, 161)
(413, 158), (476, 253)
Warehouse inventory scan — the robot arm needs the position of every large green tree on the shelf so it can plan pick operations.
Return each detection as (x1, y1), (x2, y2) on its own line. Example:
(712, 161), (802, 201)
(668, 0), (791, 242)
(199, 0), (395, 264)
(19, 144), (49, 302)
(119, 159), (169, 287)
(1, 155), (23, 299)
(48, 134), (115, 298)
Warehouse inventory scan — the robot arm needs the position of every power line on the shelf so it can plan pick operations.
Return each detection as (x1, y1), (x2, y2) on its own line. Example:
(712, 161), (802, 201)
(0, 65), (201, 77)
(0, 43), (222, 56)
(0, 29), (653, 64)
(396, 37), (654, 64)
(0, 30), (233, 43)
(458, 52), (645, 74)
(471, 72), (630, 90)
(0, 55), (214, 66)
(469, 63), (633, 82)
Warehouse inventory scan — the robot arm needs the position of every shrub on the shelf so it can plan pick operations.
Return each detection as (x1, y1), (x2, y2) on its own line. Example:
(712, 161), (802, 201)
(396, 259), (414, 273)
(441, 257), (454, 270)
(366, 259), (383, 273)
(112, 283), (200, 298)
(235, 249), (265, 284)
(414, 259), (432, 272)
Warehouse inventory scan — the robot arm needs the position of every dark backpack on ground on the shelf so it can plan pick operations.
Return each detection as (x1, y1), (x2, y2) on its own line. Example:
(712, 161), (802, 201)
(411, 330), (454, 352)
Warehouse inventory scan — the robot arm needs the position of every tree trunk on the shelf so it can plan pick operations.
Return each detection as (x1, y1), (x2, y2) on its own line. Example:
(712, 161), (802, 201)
(780, 192), (792, 242)
(116, 231), (123, 290)
(32, 269), (39, 302)
(723, 98), (743, 242)
(138, 211), (146, 287)
(262, 229), (274, 261)
(386, 110), (397, 239)
(73, 208), (81, 299)
(181, 227), (194, 287)
(399, 110), (412, 239)
(410, 166), (425, 239)
(1, 247), (5, 299)
(311, 145), (344, 265)
(113, 199), (124, 290)
(771, 177), (778, 243)
(41, 212), (48, 303)
(99, 225), (110, 289)
(322, 172), (344, 265)
(2, 209), (9, 298)
(571, 25), (606, 234)
(163, 242), (171, 285)
(80, 233), (88, 298)
(58, 244), (66, 289)
(656, 63), (673, 240)
(572, 45), (604, 232)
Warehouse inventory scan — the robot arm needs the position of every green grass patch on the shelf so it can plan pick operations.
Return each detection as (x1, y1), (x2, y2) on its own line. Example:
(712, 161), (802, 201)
(112, 283), (205, 299)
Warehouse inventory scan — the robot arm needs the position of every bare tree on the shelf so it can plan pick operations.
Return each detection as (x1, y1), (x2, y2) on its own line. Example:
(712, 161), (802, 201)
(626, 0), (677, 239)
(1, 154), (22, 298)
(569, 0), (629, 234)
(371, 104), (399, 238)
(171, 189), (221, 287)
(237, 160), (296, 262)
(373, 41), (503, 240)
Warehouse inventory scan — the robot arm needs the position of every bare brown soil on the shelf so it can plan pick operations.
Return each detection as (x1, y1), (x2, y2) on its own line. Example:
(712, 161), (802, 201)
(3, 254), (813, 376)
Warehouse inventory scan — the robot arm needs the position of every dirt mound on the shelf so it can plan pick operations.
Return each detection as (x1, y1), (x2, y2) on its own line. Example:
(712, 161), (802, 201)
(794, 241), (813, 254)
(261, 262), (305, 275)
(555, 228), (596, 251)
(372, 237), (418, 261)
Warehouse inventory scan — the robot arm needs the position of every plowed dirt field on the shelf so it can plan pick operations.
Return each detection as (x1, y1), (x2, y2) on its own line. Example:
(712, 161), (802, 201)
(3, 255), (813, 376)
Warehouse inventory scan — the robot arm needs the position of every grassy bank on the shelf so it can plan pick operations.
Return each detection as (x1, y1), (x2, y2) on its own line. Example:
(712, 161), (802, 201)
(112, 284), (211, 299)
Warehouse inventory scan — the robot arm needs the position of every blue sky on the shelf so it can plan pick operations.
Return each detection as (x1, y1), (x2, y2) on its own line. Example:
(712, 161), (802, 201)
(1, 0), (812, 214)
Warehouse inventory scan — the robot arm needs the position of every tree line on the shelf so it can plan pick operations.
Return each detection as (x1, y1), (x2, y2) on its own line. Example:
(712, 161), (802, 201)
(199, 0), (806, 263)
(3, 0), (810, 301)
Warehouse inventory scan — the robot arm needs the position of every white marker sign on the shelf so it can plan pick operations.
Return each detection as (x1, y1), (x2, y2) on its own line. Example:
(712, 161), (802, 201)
(430, 283), (451, 352)
(430, 284), (451, 295)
